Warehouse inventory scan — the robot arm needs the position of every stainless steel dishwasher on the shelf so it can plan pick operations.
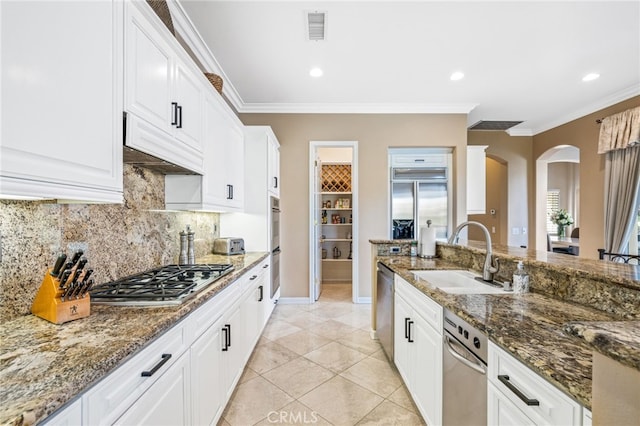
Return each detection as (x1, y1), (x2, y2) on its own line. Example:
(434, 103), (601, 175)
(443, 308), (488, 425)
(376, 262), (394, 362)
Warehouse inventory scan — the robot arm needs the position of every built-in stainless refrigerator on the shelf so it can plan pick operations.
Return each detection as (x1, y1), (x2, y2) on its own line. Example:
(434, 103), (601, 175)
(389, 149), (452, 241)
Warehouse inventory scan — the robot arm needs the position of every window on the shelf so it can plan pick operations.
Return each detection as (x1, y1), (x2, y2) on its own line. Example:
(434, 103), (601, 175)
(546, 190), (560, 234)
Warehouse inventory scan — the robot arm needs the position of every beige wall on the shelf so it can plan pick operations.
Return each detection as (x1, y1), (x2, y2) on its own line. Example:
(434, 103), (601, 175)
(533, 95), (640, 259)
(240, 114), (467, 299)
(468, 132), (534, 247)
(469, 157), (508, 245)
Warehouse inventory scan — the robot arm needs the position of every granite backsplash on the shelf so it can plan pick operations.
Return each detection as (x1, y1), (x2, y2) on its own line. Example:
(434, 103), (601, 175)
(0, 164), (220, 322)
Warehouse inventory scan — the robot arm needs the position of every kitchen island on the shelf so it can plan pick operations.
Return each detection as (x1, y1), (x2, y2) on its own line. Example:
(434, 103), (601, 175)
(0, 252), (269, 426)
(371, 240), (640, 415)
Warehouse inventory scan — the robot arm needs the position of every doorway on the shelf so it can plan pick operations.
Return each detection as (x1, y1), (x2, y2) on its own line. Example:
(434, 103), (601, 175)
(308, 141), (358, 303)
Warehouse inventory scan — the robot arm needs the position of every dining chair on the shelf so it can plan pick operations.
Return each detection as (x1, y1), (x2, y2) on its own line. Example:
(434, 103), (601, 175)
(597, 249), (640, 264)
(570, 227), (579, 238)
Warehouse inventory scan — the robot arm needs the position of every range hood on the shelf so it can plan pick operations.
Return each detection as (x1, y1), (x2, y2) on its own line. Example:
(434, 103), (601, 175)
(123, 146), (198, 175)
(123, 112), (201, 175)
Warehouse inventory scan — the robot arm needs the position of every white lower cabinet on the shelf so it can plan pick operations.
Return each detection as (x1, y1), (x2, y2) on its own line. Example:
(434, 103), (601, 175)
(394, 276), (443, 426)
(43, 399), (82, 426)
(487, 342), (582, 426)
(115, 351), (191, 426)
(73, 261), (272, 426)
(191, 314), (225, 425)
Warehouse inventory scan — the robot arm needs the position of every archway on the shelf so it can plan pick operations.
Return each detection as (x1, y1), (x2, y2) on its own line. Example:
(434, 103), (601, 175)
(535, 145), (580, 251)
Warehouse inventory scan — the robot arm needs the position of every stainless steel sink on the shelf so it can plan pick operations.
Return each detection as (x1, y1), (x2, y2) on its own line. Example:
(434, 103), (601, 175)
(412, 270), (511, 295)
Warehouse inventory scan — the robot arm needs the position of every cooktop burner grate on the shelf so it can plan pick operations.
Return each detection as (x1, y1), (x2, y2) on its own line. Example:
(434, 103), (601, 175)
(90, 264), (234, 306)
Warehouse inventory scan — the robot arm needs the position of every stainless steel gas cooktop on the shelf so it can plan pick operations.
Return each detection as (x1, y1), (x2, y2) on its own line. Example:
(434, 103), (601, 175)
(90, 264), (234, 306)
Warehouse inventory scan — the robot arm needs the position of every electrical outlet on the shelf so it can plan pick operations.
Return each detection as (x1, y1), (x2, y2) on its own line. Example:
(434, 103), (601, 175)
(491, 226), (496, 233)
(390, 246), (401, 254)
(522, 227), (527, 234)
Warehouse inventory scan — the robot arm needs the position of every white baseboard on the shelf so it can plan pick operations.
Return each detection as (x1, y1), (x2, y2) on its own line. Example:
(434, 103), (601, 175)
(277, 297), (311, 305)
(356, 297), (371, 304)
(370, 329), (378, 340)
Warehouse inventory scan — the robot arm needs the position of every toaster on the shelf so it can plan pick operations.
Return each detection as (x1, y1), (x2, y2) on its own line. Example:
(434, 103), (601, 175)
(213, 238), (245, 255)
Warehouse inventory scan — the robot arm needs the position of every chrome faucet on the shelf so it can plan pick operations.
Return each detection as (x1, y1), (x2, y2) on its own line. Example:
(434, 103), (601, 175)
(448, 221), (500, 282)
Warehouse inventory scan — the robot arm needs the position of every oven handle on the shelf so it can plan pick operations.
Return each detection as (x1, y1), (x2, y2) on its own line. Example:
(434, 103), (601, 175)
(444, 334), (486, 375)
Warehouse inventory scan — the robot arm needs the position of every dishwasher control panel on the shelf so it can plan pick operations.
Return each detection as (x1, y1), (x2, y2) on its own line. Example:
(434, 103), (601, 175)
(444, 309), (488, 363)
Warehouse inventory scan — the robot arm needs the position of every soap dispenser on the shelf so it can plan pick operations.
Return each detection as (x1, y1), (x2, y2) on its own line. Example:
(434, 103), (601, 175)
(513, 261), (529, 294)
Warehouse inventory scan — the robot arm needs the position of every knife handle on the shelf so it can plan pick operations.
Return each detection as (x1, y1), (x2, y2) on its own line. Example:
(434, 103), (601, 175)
(51, 254), (67, 276)
(79, 268), (93, 284)
(58, 270), (72, 289)
(57, 262), (73, 279)
(69, 250), (84, 266)
(82, 279), (95, 298)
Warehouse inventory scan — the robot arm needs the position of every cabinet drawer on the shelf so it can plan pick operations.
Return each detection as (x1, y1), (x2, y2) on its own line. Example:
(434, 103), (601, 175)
(83, 320), (191, 425)
(191, 283), (240, 340)
(488, 342), (581, 426)
(395, 275), (442, 331)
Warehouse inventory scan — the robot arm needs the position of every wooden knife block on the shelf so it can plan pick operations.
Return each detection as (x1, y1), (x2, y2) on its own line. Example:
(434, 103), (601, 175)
(31, 269), (90, 324)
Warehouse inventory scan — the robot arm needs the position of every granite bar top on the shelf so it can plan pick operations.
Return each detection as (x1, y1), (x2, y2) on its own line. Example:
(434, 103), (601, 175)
(371, 239), (640, 290)
(0, 252), (268, 426)
(564, 321), (640, 371)
(376, 255), (620, 409)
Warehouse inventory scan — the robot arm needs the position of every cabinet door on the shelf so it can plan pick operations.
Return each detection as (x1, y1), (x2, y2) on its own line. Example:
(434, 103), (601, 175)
(173, 60), (203, 151)
(191, 317), (225, 426)
(115, 351), (191, 426)
(125, 1), (172, 134)
(201, 94), (229, 207)
(42, 399), (82, 426)
(393, 293), (412, 381)
(225, 122), (245, 210)
(203, 93), (244, 211)
(1, 0), (123, 202)
(268, 135), (280, 197)
(221, 303), (244, 400)
(412, 315), (442, 426)
(488, 382), (535, 426)
(243, 274), (262, 351)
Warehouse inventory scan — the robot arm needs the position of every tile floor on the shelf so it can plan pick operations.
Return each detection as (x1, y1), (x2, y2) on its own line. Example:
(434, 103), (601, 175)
(219, 283), (426, 426)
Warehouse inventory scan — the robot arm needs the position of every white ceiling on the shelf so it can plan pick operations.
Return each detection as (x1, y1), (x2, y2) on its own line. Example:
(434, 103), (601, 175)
(177, 0), (640, 135)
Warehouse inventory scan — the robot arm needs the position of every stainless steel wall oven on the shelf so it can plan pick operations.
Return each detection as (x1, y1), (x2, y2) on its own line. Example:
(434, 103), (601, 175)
(270, 197), (280, 298)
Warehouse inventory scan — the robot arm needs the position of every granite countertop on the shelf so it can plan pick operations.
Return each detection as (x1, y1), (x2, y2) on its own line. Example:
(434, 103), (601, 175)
(564, 321), (640, 371)
(376, 255), (620, 409)
(0, 252), (269, 426)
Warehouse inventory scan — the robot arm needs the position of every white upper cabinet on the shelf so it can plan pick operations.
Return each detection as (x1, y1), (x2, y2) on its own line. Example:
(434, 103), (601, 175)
(467, 145), (488, 214)
(243, 126), (281, 200)
(124, 0), (203, 174)
(268, 133), (281, 197)
(0, 1), (123, 202)
(165, 91), (245, 212)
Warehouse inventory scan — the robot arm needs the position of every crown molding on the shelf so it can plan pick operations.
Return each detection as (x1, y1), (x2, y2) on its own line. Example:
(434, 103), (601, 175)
(531, 84), (640, 135)
(167, 0), (245, 110)
(235, 102), (478, 114)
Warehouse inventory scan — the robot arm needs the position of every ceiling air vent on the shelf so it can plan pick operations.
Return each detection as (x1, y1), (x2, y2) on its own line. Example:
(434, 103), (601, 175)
(306, 11), (326, 41)
(468, 121), (524, 131)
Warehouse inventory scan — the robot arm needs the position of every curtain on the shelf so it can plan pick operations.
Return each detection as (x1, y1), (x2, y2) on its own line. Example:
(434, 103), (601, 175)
(604, 145), (640, 253)
(598, 106), (640, 154)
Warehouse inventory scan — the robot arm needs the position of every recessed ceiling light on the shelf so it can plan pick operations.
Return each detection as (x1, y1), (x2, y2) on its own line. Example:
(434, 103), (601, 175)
(310, 67), (323, 77)
(450, 71), (464, 81)
(582, 73), (600, 82)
